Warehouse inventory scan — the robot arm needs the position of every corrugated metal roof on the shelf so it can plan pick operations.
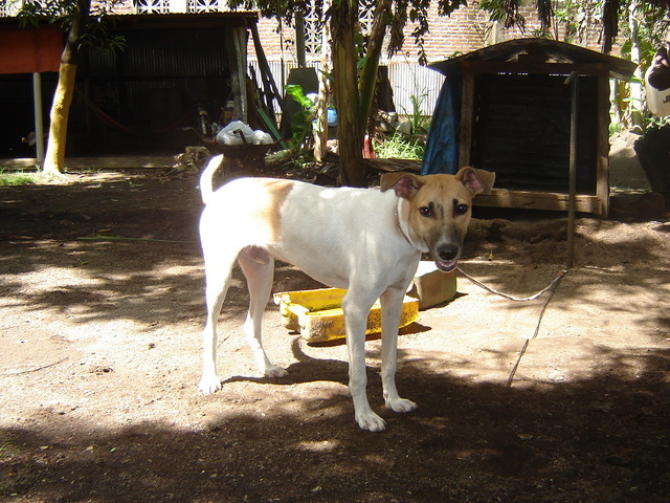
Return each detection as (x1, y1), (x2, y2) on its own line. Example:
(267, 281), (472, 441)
(105, 11), (259, 30)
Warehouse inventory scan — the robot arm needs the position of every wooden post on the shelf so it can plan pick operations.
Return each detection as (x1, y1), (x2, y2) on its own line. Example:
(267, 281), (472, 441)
(250, 21), (284, 119)
(295, 12), (307, 68)
(596, 67), (611, 216)
(228, 26), (248, 123)
(567, 72), (578, 269)
(459, 65), (474, 168)
(32, 72), (45, 166)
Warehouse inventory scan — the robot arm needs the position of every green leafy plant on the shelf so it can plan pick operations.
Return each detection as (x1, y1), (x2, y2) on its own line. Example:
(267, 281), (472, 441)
(645, 115), (670, 131)
(284, 84), (316, 159)
(374, 132), (425, 160)
(404, 92), (430, 135)
(285, 84), (314, 110)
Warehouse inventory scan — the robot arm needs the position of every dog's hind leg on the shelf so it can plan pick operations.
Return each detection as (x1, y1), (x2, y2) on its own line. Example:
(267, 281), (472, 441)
(380, 286), (417, 414)
(238, 247), (287, 378)
(198, 251), (237, 395)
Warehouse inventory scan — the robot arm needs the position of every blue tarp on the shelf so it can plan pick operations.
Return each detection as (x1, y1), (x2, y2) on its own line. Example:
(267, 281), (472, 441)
(421, 71), (461, 175)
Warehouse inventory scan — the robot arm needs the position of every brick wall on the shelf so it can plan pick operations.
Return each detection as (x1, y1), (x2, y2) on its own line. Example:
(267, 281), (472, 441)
(250, 2), (610, 114)
(253, 1), (607, 65)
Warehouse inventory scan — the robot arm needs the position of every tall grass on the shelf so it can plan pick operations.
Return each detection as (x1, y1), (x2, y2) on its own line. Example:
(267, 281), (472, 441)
(373, 132), (425, 160)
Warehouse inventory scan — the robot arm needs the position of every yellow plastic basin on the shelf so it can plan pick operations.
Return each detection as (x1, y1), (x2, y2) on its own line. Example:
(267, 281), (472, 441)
(273, 288), (420, 343)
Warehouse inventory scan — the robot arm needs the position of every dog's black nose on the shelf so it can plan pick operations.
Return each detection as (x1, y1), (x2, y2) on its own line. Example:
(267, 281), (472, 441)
(437, 244), (459, 261)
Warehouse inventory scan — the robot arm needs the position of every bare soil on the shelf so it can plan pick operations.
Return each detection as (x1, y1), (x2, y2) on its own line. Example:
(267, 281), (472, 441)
(1, 166), (669, 503)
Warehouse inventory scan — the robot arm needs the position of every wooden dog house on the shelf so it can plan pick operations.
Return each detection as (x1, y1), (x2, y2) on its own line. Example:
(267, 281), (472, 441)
(423, 39), (636, 216)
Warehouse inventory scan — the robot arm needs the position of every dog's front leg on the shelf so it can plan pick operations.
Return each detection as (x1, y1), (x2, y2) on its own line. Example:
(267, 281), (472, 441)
(380, 286), (417, 414)
(343, 289), (386, 432)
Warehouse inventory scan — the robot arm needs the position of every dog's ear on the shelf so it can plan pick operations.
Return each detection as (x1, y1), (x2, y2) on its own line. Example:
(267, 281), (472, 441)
(380, 172), (423, 199)
(456, 167), (495, 195)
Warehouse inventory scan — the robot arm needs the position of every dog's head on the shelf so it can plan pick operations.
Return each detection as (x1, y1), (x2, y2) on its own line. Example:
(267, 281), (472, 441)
(380, 167), (495, 272)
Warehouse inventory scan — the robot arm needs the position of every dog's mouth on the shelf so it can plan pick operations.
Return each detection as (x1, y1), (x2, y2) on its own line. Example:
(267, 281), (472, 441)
(435, 259), (458, 272)
(430, 242), (461, 273)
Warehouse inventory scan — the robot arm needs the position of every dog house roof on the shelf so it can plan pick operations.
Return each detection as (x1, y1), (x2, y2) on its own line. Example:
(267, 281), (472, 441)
(428, 38), (636, 81)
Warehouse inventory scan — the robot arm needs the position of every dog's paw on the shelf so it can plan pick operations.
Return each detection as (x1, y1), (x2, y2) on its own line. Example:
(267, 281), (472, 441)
(355, 411), (387, 432)
(386, 397), (417, 414)
(198, 375), (222, 395)
(264, 366), (288, 379)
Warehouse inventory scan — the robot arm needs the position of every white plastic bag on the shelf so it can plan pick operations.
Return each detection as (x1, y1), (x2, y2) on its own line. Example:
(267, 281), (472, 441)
(215, 121), (273, 145)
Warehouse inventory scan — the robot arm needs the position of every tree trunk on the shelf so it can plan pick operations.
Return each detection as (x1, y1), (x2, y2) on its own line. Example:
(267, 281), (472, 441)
(43, 63), (77, 175)
(42, 0), (90, 176)
(314, 0), (332, 163)
(331, 0), (366, 187)
(358, 0), (391, 135)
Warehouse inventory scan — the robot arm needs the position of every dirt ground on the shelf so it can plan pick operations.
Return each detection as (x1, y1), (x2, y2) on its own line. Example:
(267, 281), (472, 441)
(1, 162), (669, 503)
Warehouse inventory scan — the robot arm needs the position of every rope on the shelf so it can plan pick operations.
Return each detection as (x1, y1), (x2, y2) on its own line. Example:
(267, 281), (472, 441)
(0, 358), (68, 376)
(77, 235), (193, 244)
(456, 266), (568, 302)
(75, 87), (192, 137)
(505, 281), (562, 387)
(456, 264), (569, 387)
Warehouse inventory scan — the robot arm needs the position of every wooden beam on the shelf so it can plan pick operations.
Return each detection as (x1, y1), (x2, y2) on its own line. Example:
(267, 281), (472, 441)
(294, 12), (307, 68)
(32, 72), (45, 166)
(0, 156), (178, 170)
(596, 70), (611, 216)
(567, 72), (578, 268)
(233, 26), (248, 123)
(474, 188), (606, 215)
(465, 61), (608, 77)
(459, 71), (474, 167)
(362, 158), (421, 173)
(249, 20), (283, 117)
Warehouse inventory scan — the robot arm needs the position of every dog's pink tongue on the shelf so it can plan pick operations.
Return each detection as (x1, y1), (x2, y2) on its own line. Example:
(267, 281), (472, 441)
(436, 259), (457, 272)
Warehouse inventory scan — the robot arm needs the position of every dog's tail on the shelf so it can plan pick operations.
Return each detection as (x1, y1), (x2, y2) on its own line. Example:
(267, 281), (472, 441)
(199, 154), (224, 205)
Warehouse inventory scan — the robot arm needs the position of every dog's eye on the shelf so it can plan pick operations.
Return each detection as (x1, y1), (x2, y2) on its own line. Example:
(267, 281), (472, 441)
(419, 204), (434, 218)
(454, 203), (469, 215)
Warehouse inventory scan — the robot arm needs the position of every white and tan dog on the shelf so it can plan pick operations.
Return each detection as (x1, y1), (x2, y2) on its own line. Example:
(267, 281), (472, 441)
(197, 154), (494, 431)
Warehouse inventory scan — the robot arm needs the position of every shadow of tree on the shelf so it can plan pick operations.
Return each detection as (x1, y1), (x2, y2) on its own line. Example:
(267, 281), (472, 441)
(1, 346), (668, 502)
(1, 171), (668, 335)
(1, 173), (669, 501)
(458, 261), (670, 341)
